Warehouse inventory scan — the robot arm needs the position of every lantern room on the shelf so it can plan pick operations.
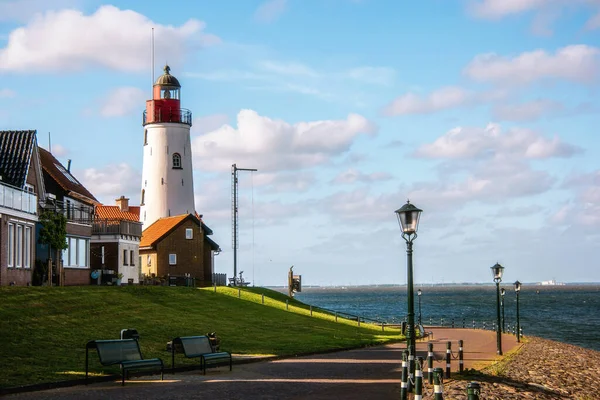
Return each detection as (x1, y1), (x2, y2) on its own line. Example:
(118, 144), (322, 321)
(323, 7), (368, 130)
(143, 65), (192, 126)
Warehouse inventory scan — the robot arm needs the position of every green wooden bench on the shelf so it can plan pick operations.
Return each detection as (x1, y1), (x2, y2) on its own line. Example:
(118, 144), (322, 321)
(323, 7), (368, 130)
(86, 339), (164, 386)
(171, 335), (232, 374)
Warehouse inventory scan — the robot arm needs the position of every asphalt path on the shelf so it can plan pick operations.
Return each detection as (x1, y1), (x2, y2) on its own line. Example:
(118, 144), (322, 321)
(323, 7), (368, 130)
(7, 328), (520, 400)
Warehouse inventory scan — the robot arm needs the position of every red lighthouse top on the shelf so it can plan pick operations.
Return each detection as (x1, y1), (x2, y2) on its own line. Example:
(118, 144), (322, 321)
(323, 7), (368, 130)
(143, 65), (192, 126)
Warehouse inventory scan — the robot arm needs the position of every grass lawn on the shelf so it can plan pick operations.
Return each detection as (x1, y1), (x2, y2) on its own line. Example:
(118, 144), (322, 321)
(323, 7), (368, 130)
(0, 285), (403, 389)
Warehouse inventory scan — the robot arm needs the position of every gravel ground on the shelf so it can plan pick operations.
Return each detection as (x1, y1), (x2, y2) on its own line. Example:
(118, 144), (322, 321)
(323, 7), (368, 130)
(440, 336), (599, 399)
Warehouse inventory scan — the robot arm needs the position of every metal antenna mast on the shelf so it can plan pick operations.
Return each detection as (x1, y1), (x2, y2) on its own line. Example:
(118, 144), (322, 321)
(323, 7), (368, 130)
(231, 163), (257, 285)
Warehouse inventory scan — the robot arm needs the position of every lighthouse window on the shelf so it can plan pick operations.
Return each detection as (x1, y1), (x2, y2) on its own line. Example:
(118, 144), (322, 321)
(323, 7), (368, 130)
(144, 130), (148, 145)
(141, 189), (145, 205)
(172, 153), (182, 169)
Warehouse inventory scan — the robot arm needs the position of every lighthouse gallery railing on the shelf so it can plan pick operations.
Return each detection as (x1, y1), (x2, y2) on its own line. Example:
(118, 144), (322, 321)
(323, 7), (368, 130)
(142, 108), (192, 126)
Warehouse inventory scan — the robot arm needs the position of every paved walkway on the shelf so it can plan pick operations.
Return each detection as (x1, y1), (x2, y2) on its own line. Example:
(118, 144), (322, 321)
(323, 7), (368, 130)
(7, 328), (520, 400)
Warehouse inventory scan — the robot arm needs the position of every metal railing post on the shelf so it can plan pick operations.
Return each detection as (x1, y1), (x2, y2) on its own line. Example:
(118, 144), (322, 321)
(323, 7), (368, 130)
(445, 341), (451, 378)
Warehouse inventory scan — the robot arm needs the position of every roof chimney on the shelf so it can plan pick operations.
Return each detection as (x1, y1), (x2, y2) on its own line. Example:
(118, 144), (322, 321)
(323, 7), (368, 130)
(115, 195), (129, 212)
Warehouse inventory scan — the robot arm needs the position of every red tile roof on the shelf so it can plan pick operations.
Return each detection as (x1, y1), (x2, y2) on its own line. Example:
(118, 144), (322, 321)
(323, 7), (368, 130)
(140, 214), (192, 248)
(128, 206), (140, 219)
(96, 205), (140, 222)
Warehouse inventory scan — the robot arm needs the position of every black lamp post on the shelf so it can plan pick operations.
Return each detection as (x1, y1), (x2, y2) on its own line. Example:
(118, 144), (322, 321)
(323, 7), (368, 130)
(515, 280), (521, 343)
(500, 288), (505, 333)
(417, 288), (422, 326)
(395, 200), (423, 387)
(491, 262), (504, 356)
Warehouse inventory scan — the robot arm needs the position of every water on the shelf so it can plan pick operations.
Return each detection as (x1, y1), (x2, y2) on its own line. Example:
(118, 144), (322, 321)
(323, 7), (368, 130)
(293, 285), (600, 352)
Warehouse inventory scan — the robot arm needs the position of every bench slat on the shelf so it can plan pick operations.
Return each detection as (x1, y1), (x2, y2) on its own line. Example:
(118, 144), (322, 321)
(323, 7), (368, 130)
(85, 339), (164, 386)
(171, 335), (232, 374)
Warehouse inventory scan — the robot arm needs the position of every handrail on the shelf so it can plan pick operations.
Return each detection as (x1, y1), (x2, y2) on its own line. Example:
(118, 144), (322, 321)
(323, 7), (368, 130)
(0, 181), (37, 215)
(143, 108), (192, 126)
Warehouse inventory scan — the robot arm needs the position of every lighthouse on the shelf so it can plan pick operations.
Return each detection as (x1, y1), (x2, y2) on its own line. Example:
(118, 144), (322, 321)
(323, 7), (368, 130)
(140, 65), (195, 230)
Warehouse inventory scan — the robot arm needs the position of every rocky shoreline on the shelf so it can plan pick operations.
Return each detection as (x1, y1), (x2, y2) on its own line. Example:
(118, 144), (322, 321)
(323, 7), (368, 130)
(441, 336), (599, 399)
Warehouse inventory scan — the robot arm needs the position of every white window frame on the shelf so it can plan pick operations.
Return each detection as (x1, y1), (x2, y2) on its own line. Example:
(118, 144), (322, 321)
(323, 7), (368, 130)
(16, 225), (23, 268)
(7, 223), (14, 268)
(63, 236), (89, 268)
(169, 253), (177, 265)
(185, 228), (193, 240)
(24, 226), (31, 268)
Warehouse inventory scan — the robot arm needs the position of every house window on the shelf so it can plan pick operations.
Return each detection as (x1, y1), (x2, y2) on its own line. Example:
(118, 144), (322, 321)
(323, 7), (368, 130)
(6, 222), (32, 269)
(7, 223), (14, 267)
(172, 153), (182, 169)
(63, 236), (89, 268)
(147, 255), (151, 266)
(16, 225), (23, 268)
(169, 254), (177, 265)
(185, 228), (193, 240)
(24, 226), (31, 268)
(78, 238), (87, 266)
(130, 250), (135, 266)
(123, 249), (128, 265)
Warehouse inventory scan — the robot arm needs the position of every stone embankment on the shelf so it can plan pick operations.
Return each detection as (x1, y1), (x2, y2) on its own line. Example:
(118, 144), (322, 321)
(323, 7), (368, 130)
(442, 337), (600, 399)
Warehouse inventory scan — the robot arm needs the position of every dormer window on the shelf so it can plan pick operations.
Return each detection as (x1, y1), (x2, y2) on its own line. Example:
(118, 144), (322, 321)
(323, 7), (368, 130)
(172, 153), (182, 169)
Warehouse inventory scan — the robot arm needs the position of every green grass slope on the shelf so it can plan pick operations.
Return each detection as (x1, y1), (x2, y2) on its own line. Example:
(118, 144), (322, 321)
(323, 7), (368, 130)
(0, 286), (402, 389)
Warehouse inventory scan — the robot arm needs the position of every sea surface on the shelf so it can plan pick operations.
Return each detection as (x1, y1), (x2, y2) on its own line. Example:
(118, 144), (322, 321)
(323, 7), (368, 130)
(292, 284), (600, 352)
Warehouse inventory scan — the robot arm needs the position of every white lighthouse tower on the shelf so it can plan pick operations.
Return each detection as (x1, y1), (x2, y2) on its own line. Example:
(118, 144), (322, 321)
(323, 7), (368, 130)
(140, 65), (195, 229)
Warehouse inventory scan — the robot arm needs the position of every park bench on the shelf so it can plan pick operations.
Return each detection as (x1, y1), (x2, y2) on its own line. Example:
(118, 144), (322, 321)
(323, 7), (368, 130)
(170, 335), (232, 374)
(86, 339), (164, 386)
(417, 324), (433, 341)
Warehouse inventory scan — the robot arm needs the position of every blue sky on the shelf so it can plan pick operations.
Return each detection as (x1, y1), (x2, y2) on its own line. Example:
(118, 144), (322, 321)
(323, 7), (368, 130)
(1, 0), (599, 286)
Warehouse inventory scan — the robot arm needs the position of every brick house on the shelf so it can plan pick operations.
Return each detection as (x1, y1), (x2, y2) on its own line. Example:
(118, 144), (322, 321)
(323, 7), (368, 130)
(139, 213), (220, 286)
(91, 196), (142, 285)
(37, 147), (98, 286)
(0, 130), (44, 286)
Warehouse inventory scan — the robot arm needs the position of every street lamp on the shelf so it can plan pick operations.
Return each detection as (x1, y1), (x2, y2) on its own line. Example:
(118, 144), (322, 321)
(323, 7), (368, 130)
(515, 280), (521, 343)
(395, 200), (423, 388)
(417, 288), (422, 326)
(491, 262), (504, 356)
(500, 288), (505, 333)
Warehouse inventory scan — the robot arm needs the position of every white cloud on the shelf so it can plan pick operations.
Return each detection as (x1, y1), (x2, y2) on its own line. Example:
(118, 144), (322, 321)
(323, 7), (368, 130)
(192, 109), (377, 172)
(586, 11), (600, 30)
(49, 144), (68, 157)
(0, 88), (16, 98)
(99, 87), (146, 117)
(383, 87), (471, 116)
(0, 5), (220, 73)
(468, 0), (600, 34)
(259, 60), (319, 77)
(464, 45), (600, 85)
(552, 173), (600, 227)
(331, 168), (392, 184)
(192, 114), (230, 135)
(0, 0), (81, 22)
(468, 0), (547, 19)
(78, 163), (141, 204)
(407, 169), (554, 210)
(415, 123), (581, 160)
(185, 70), (269, 82)
(253, 171), (317, 193)
(491, 99), (564, 121)
(254, 0), (287, 23)
(345, 67), (396, 85)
